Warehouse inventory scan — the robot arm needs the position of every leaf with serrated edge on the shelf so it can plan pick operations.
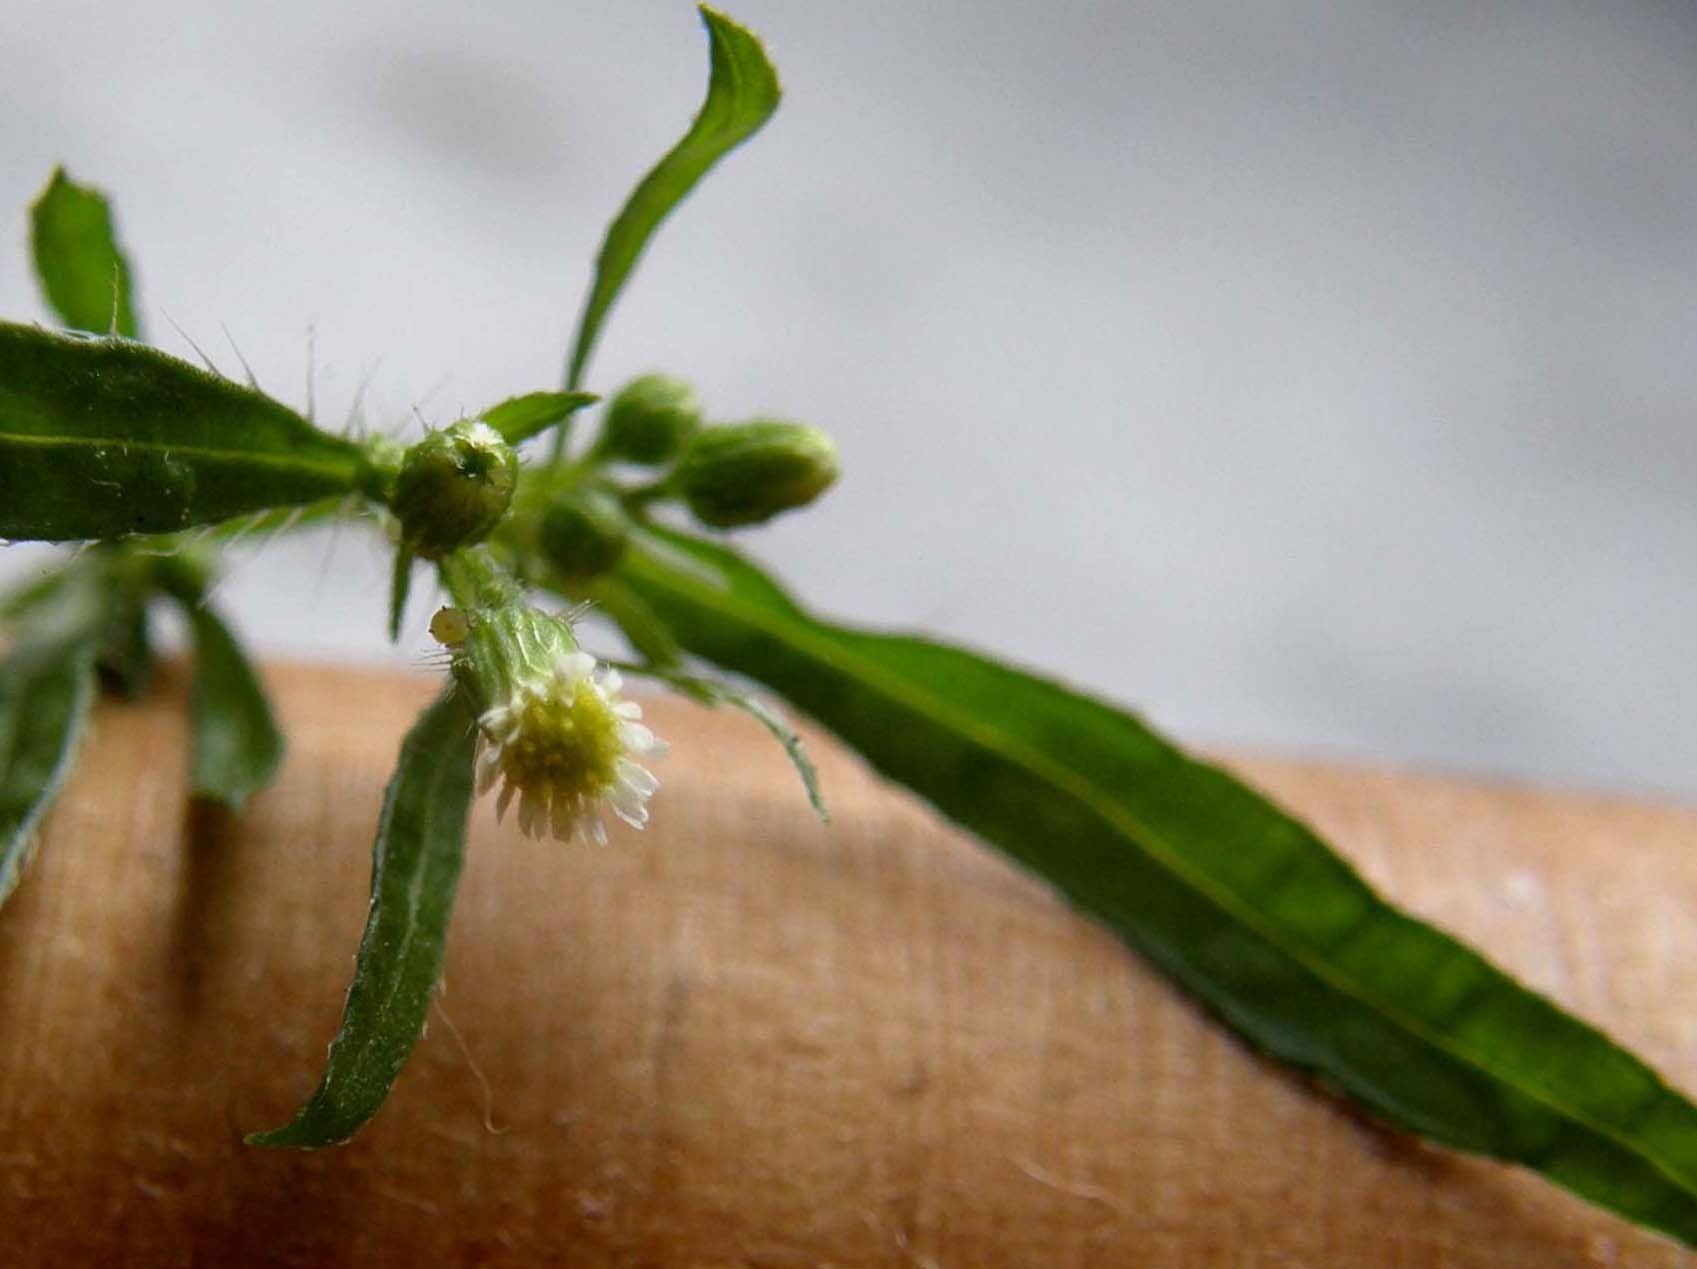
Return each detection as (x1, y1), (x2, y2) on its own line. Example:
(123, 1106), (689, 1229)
(561, 7), (779, 397)
(249, 687), (477, 1147)
(30, 167), (140, 339)
(610, 524), (1697, 1249)
(0, 324), (363, 541)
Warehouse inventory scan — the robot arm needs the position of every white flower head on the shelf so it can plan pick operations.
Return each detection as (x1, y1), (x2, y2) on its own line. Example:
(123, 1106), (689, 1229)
(474, 650), (666, 844)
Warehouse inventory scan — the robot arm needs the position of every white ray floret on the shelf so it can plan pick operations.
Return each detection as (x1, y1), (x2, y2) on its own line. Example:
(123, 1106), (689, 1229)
(474, 651), (666, 844)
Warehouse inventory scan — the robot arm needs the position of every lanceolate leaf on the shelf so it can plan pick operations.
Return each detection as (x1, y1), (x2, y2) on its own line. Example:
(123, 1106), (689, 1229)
(562, 6), (780, 395)
(388, 548), (416, 643)
(480, 390), (598, 446)
(183, 603), (284, 810)
(0, 323), (364, 541)
(250, 687), (478, 1148)
(0, 572), (111, 908)
(30, 167), (140, 339)
(612, 525), (1697, 1248)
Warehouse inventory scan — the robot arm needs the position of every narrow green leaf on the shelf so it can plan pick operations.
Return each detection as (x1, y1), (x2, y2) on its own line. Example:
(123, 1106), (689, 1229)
(722, 689), (827, 823)
(182, 604), (284, 810)
(562, 6), (780, 394)
(30, 167), (140, 339)
(589, 575), (684, 669)
(0, 323), (364, 542)
(249, 686), (477, 1148)
(609, 656), (826, 822)
(388, 547), (415, 643)
(94, 582), (154, 699)
(0, 567), (71, 623)
(613, 526), (1697, 1248)
(0, 573), (110, 908)
(480, 390), (598, 446)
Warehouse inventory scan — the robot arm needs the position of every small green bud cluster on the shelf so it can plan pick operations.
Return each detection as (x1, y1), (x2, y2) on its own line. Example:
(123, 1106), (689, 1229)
(600, 373), (701, 464)
(513, 374), (841, 594)
(390, 420), (518, 559)
(671, 419), (838, 528)
(540, 489), (629, 584)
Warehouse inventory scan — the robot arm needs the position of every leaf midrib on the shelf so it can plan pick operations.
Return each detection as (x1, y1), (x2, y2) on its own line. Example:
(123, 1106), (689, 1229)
(361, 701), (468, 1064)
(0, 429), (357, 480)
(626, 543), (1695, 1198)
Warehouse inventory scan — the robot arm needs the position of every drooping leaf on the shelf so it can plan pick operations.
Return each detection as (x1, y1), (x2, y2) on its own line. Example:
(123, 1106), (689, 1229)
(0, 323), (364, 541)
(3, 551), (155, 698)
(588, 575), (684, 668)
(610, 655), (826, 822)
(721, 689), (827, 823)
(249, 686), (477, 1148)
(0, 566), (71, 623)
(611, 525), (1697, 1248)
(29, 167), (141, 339)
(0, 571), (112, 908)
(480, 390), (598, 446)
(94, 579), (154, 699)
(561, 6), (780, 395)
(182, 603), (284, 810)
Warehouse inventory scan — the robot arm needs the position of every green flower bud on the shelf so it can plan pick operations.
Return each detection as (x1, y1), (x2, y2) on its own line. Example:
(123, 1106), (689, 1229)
(673, 420), (839, 528)
(540, 489), (630, 584)
(601, 373), (701, 464)
(390, 420), (518, 559)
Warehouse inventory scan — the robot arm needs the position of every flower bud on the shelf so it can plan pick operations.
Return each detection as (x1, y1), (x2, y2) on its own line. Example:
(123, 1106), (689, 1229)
(600, 373), (701, 464)
(673, 420), (839, 528)
(540, 489), (630, 584)
(390, 420), (518, 559)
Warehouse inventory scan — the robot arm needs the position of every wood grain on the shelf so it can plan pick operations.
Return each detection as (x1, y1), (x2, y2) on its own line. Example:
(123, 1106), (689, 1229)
(2, 662), (1695, 1266)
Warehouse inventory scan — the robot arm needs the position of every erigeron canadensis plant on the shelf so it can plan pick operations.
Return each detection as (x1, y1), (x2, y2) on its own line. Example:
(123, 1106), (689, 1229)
(3, 6), (1697, 1249)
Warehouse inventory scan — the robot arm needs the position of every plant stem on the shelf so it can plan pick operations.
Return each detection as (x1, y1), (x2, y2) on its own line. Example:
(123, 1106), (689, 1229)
(437, 546), (522, 612)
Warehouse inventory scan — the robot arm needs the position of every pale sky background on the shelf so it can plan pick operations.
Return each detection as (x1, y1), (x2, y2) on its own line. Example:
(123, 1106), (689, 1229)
(4, 1), (1696, 798)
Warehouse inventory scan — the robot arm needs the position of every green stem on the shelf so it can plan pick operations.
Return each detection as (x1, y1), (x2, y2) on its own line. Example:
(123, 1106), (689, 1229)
(437, 546), (522, 612)
(619, 478), (673, 514)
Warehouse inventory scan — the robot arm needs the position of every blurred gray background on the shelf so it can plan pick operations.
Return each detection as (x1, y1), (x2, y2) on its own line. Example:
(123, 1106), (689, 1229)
(4, 1), (1696, 797)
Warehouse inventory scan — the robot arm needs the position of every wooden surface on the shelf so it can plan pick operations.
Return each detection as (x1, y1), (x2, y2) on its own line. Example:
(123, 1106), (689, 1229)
(3, 663), (1697, 1266)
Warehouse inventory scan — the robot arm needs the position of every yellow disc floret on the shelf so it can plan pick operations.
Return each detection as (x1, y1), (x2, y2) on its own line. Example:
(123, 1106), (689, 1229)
(475, 651), (664, 843)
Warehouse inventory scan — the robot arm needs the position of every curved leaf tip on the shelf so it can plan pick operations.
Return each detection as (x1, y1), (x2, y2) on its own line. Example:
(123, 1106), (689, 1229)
(561, 5), (781, 396)
(248, 688), (477, 1148)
